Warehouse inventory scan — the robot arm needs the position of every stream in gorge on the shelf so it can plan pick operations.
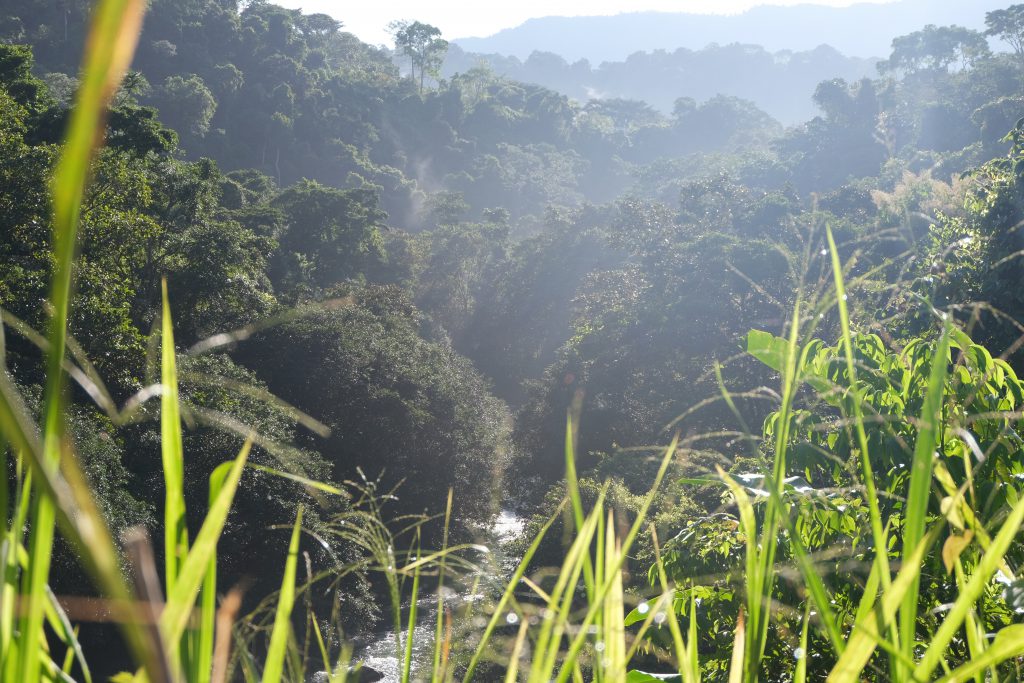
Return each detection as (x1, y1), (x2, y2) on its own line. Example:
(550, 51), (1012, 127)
(344, 509), (527, 682)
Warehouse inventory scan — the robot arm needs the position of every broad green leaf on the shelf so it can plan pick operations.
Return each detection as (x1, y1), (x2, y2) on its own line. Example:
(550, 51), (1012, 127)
(747, 329), (791, 372)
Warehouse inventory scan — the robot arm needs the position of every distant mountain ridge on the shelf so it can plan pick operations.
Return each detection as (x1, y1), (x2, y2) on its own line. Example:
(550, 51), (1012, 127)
(453, 0), (1008, 63)
(442, 43), (879, 124)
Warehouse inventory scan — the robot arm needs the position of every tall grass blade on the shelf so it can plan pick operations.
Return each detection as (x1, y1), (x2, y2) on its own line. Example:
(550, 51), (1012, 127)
(461, 499), (566, 683)
(262, 504), (304, 683)
(552, 436), (678, 683)
(913, 487), (1024, 679)
(827, 526), (940, 682)
(898, 322), (950, 670)
(933, 624), (1024, 683)
(728, 609), (745, 683)
(431, 489), (453, 682)
(0, 371), (163, 680)
(794, 604), (810, 683)
(826, 226), (892, 597)
(649, 523), (694, 683)
(19, 0), (145, 678)
(161, 281), (188, 594)
(196, 461), (234, 683)
(401, 533), (421, 683)
(503, 620), (530, 683)
(162, 441), (251, 647)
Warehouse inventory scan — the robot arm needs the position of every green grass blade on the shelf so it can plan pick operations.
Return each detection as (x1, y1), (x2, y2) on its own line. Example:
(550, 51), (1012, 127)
(898, 323), (950, 667)
(400, 535), (421, 683)
(933, 624), (1024, 683)
(552, 436), (679, 683)
(196, 460), (234, 683)
(431, 489), (453, 681)
(45, 587), (91, 683)
(161, 281), (188, 594)
(531, 493), (605, 680)
(262, 505), (304, 683)
(162, 441), (251, 647)
(249, 464), (347, 496)
(503, 621), (530, 683)
(827, 526), (941, 682)
(794, 604), (810, 683)
(19, 0), (145, 677)
(565, 413), (597, 606)
(914, 487), (1024, 680)
(826, 226), (892, 595)
(0, 372), (162, 680)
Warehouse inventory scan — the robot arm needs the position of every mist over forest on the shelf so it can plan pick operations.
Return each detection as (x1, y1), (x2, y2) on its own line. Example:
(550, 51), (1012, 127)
(4, 0), (1024, 680)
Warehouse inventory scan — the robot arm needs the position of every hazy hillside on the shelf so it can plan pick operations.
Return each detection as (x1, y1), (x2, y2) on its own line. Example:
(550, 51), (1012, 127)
(442, 42), (879, 124)
(453, 0), (1006, 62)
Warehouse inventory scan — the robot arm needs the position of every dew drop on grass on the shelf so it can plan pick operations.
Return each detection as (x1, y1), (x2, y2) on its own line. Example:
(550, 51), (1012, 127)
(506, 612), (519, 625)
(794, 647), (805, 660)
(637, 602), (650, 615)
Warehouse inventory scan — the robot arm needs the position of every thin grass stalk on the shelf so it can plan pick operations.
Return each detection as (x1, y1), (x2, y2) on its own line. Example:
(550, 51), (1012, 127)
(0, 441), (16, 674)
(952, 559), (987, 683)
(196, 460), (233, 683)
(551, 436), (679, 683)
(600, 512), (626, 681)
(503, 621), (530, 683)
(746, 298), (803, 681)
(431, 489), (453, 682)
(162, 442), (251, 648)
(565, 413), (598, 612)
(933, 624), (1024, 683)
(262, 505), (304, 683)
(461, 499), (566, 682)
(913, 487), (1024, 679)
(825, 228), (893, 578)
(0, 368), (164, 680)
(647, 520), (696, 679)
(794, 604), (810, 683)
(529, 491), (606, 681)
(401, 532), (421, 683)
(728, 609), (745, 683)
(898, 323), (951, 670)
(827, 525), (941, 682)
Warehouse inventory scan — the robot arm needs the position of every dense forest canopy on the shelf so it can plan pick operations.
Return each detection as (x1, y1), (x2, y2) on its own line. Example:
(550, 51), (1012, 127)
(5, 0), (1024, 679)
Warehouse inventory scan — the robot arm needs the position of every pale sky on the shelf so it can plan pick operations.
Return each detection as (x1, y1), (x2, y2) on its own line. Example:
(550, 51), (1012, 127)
(273, 0), (896, 46)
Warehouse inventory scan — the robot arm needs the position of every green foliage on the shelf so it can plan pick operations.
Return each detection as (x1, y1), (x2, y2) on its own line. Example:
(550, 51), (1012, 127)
(235, 285), (512, 537)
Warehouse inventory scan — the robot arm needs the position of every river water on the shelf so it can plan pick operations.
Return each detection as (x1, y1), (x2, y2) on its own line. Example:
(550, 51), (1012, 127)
(347, 509), (526, 682)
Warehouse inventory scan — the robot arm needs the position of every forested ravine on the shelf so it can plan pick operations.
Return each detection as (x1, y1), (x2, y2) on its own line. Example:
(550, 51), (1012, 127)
(5, 0), (1024, 679)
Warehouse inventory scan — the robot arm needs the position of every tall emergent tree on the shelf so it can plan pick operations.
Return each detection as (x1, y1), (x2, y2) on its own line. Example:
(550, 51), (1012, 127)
(387, 20), (448, 94)
(986, 4), (1024, 65)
